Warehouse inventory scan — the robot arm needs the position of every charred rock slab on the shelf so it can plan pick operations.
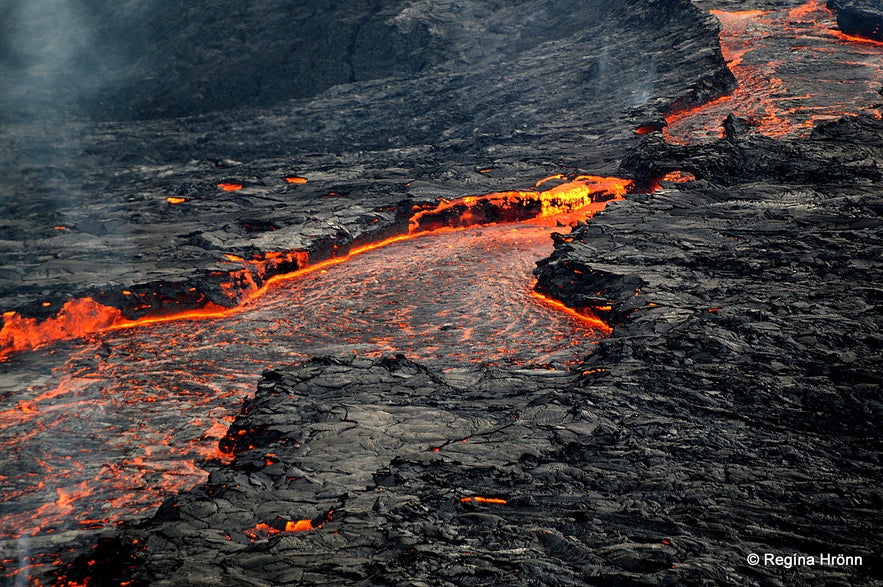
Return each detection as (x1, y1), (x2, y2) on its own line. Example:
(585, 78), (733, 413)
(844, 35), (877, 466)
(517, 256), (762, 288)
(828, 0), (883, 42)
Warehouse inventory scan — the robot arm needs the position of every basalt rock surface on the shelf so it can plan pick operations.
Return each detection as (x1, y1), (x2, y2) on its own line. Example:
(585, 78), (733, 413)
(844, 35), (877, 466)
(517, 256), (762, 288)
(59, 350), (881, 585)
(828, 0), (883, 41)
(4, 1), (883, 586)
(531, 115), (883, 583)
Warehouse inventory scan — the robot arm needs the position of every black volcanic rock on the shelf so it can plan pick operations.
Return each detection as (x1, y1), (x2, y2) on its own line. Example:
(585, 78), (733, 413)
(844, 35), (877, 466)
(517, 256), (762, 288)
(617, 114), (883, 191)
(56, 353), (882, 585)
(6, 1), (883, 586)
(827, 0), (883, 42)
(531, 116), (883, 583)
(0, 0), (733, 123)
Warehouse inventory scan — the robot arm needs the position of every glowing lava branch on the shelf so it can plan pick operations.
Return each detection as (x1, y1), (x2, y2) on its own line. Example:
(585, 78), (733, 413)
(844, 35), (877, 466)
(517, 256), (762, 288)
(0, 176), (630, 361)
(409, 175), (631, 233)
(0, 300), (125, 361)
(662, 2), (883, 143)
(461, 496), (508, 505)
(831, 30), (883, 46)
(531, 291), (613, 334)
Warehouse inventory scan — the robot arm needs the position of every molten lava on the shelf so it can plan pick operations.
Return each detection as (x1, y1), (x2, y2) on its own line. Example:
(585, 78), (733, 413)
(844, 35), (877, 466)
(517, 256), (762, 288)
(243, 510), (333, 541)
(663, 1), (883, 144)
(0, 300), (124, 361)
(409, 175), (630, 233)
(660, 171), (697, 183)
(1, 176), (629, 362)
(244, 519), (315, 541)
(460, 497), (508, 505)
(2, 3), (877, 582)
(831, 30), (883, 46)
(0, 174), (624, 553)
(530, 291), (612, 334)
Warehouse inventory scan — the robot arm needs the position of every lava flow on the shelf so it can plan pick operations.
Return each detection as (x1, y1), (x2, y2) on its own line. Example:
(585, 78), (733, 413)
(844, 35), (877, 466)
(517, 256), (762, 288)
(0, 176), (627, 363)
(664, 0), (883, 144)
(0, 176), (625, 571)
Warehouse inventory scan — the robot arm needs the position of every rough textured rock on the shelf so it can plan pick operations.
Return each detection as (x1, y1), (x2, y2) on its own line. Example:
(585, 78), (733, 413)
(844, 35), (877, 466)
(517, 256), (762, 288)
(3, 1), (882, 586)
(0, 0), (727, 122)
(57, 354), (881, 585)
(69, 115), (882, 586)
(828, 0), (883, 41)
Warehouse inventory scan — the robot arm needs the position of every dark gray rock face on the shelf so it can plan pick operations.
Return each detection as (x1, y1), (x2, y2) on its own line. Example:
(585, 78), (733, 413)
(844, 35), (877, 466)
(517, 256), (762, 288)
(5, 1), (882, 585)
(530, 116), (883, 584)
(0, 0), (731, 122)
(827, 0), (883, 41)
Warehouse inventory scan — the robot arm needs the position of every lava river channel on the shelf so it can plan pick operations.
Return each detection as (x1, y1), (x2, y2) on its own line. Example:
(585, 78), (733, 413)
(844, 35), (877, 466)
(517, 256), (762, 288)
(0, 214), (610, 551)
(665, 0), (883, 143)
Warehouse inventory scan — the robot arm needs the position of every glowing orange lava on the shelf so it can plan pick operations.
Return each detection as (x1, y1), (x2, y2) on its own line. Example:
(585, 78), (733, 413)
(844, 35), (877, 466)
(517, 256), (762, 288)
(664, 1), (883, 144)
(243, 519), (316, 540)
(460, 496), (508, 505)
(409, 175), (631, 233)
(831, 30), (883, 46)
(531, 291), (612, 334)
(1, 176), (629, 362)
(284, 176), (308, 184)
(165, 196), (187, 204)
(284, 519), (316, 532)
(0, 299), (124, 361)
(634, 124), (661, 135)
(243, 510), (331, 541)
(660, 171), (697, 183)
(217, 183), (243, 191)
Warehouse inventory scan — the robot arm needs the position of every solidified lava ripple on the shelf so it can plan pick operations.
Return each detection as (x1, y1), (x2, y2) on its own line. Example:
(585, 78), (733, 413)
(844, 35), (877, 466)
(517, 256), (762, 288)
(0, 220), (604, 541)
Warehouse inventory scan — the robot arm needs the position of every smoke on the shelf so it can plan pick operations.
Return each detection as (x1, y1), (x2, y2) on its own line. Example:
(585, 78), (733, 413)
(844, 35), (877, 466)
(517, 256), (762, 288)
(11, 534), (30, 586)
(0, 0), (147, 121)
(596, 41), (657, 109)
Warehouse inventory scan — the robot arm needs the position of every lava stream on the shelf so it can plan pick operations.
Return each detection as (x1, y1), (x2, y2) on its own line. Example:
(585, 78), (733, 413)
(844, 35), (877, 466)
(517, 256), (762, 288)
(0, 204), (614, 550)
(664, 0), (883, 144)
(0, 176), (628, 362)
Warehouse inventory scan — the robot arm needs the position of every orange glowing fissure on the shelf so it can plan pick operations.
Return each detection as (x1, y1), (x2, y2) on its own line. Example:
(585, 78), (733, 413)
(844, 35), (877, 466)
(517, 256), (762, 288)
(531, 291), (612, 333)
(461, 496), (508, 505)
(245, 519), (316, 539)
(0, 175), (630, 361)
(244, 509), (333, 541)
(831, 30), (883, 46)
